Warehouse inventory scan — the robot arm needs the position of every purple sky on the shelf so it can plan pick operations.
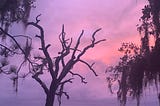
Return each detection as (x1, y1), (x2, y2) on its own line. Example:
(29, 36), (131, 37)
(32, 0), (146, 65)
(1, 0), (159, 106)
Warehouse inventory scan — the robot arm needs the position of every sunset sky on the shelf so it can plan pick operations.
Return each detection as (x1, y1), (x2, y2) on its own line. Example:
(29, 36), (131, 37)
(33, 0), (146, 65)
(1, 0), (158, 106)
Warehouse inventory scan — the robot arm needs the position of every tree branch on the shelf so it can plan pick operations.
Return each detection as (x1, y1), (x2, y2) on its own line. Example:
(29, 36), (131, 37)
(76, 28), (106, 60)
(0, 44), (21, 55)
(79, 60), (98, 76)
(69, 71), (87, 83)
(55, 25), (72, 77)
(71, 30), (84, 59)
(0, 27), (34, 74)
(57, 78), (73, 106)
(32, 73), (49, 94)
(27, 16), (56, 79)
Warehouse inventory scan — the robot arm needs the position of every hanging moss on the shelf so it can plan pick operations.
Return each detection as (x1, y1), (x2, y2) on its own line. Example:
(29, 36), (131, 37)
(0, 0), (35, 32)
(107, 0), (160, 105)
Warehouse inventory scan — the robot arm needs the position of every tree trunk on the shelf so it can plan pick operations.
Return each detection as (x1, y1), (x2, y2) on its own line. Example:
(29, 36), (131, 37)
(45, 91), (56, 106)
(45, 81), (58, 106)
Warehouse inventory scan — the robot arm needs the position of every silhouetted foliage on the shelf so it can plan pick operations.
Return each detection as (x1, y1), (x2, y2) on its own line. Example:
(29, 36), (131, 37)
(0, 0), (35, 39)
(106, 42), (144, 106)
(0, 15), (106, 106)
(106, 0), (160, 106)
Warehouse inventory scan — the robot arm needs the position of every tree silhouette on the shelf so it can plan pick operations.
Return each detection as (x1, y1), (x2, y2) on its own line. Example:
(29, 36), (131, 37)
(0, 15), (106, 106)
(106, 42), (144, 106)
(0, 0), (35, 38)
(106, 0), (160, 106)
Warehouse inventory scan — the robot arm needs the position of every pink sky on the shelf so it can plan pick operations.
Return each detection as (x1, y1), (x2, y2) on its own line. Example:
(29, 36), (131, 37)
(1, 0), (157, 106)
(32, 0), (146, 65)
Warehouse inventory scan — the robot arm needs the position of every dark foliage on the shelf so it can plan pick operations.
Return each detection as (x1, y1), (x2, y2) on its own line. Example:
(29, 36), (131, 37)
(106, 0), (160, 106)
(0, 0), (35, 38)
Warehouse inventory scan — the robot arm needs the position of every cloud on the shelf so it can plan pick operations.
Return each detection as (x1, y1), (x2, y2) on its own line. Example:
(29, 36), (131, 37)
(1, 0), (151, 106)
(30, 0), (145, 66)
(29, 0), (146, 103)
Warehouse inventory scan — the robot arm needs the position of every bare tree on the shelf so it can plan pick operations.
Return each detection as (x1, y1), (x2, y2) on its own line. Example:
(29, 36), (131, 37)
(0, 15), (106, 106)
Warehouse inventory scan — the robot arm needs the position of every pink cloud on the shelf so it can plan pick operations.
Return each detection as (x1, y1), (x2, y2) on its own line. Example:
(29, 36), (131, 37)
(5, 0), (149, 105)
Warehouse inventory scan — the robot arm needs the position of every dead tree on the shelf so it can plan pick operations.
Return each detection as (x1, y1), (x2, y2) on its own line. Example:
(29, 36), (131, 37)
(0, 15), (106, 106)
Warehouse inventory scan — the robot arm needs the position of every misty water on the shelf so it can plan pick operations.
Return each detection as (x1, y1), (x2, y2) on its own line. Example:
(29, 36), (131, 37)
(0, 74), (159, 106)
